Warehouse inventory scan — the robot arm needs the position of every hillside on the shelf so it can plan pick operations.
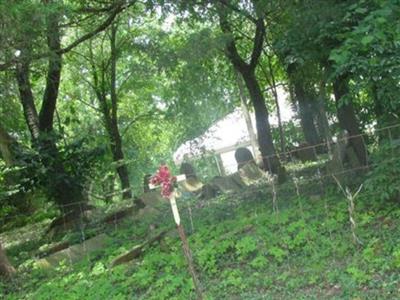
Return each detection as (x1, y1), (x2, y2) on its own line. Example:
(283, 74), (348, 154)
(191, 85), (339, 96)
(2, 168), (400, 299)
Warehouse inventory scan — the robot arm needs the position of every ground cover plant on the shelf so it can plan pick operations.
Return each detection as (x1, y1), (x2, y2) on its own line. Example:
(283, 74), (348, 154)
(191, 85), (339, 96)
(1, 1), (400, 299)
(2, 157), (400, 299)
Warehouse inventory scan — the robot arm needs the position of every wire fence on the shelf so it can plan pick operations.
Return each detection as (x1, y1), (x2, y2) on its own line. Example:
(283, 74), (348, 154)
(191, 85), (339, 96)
(1, 123), (400, 296)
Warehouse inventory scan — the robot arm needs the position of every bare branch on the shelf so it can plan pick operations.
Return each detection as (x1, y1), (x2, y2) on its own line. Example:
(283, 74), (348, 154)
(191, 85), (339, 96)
(249, 18), (265, 70)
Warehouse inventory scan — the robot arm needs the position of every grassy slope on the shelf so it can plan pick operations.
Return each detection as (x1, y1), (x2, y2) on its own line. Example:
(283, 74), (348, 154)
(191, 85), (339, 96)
(2, 182), (400, 300)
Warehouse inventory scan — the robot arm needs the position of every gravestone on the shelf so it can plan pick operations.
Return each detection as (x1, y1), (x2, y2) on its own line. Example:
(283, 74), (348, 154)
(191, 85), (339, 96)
(210, 175), (243, 193)
(235, 147), (256, 170)
(200, 183), (220, 200)
(179, 162), (196, 179)
(238, 161), (265, 186)
(326, 131), (361, 183)
(141, 190), (165, 207)
(35, 234), (108, 269)
(293, 143), (317, 162)
(179, 162), (203, 193)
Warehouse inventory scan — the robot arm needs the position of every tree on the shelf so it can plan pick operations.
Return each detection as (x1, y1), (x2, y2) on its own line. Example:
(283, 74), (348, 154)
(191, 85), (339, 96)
(6, 1), (132, 212)
(216, 1), (285, 178)
(0, 123), (15, 166)
(258, 50), (287, 156)
(332, 73), (367, 165)
(329, 0), (400, 130)
(14, 1), (84, 211)
(83, 22), (133, 200)
(287, 64), (322, 151)
(271, 0), (369, 165)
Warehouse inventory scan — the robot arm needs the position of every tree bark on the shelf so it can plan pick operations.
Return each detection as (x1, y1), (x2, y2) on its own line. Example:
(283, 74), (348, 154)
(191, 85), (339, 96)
(333, 75), (367, 166)
(39, 2), (62, 133)
(89, 24), (132, 200)
(316, 81), (333, 156)
(0, 242), (15, 279)
(217, 6), (284, 178)
(0, 123), (15, 166)
(14, 3), (85, 212)
(235, 71), (261, 164)
(241, 69), (282, 174)
(15, 59), (40, 141)
(110, 23), (132, 200)
(371, 83), (384, 129)
(294, 82), (321, 147)
(267, 57), (286, 156)
(287, 64), (321, 150)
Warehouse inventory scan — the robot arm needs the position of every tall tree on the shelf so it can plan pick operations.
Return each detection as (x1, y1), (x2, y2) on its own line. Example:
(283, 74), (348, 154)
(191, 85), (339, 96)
(216, 2), (284, 178)
(332, 74), (367, 165)
(287, 64), (321, 149)
(14, 2), (83, 210)
(85, 22), (133, 200)
(10, 1), (131, 212)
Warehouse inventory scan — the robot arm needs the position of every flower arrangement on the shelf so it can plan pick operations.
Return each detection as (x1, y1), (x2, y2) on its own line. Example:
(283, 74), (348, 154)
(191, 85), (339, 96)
(150, 165), (177, 198)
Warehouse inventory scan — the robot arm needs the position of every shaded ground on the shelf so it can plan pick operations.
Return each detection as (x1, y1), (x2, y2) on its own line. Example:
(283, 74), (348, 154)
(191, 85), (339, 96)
(1, 177), (400, 299)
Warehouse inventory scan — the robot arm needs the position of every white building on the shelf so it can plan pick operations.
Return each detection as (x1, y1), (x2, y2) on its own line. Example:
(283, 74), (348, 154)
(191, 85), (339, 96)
(173, 87), (294, 173)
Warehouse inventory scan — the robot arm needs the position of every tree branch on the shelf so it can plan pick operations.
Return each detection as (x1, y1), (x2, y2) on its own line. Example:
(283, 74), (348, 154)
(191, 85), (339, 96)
(249, 18), (265, 70)
(217, 4), (248, 72)
(59, 2), (126, 55)
(217, 0), (257, 23)
(121, 112), (155, 137)
(0, 0), (135, 72)
(39, 4), (62, 133)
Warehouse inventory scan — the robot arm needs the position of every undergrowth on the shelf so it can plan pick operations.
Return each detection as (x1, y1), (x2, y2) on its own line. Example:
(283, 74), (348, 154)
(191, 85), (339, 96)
(1, 181), (400, 299)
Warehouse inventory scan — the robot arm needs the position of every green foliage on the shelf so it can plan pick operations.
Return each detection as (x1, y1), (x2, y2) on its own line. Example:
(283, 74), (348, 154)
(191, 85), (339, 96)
(235, 236), (257, 260)
(2, 0), (400, 298)
(364, 142), (400, 203)
(1, 136), (103, 207)
(3, 182), (400, 299)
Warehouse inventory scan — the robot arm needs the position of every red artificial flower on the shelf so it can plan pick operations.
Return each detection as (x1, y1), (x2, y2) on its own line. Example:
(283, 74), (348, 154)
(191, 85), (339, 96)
(150, 165), (176, 198)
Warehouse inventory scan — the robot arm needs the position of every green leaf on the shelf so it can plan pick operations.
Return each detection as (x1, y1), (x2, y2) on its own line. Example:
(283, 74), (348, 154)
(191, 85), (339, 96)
(361, 35), (374, 45)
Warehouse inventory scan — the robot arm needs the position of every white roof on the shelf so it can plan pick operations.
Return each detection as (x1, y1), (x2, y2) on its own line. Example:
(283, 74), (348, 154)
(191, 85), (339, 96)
(173, 86), (295, 164)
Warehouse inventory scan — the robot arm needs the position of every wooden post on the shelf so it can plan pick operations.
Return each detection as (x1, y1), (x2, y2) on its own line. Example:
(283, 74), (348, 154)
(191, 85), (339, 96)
(213, 154), (226, 176)
(150, 175), (203, 300)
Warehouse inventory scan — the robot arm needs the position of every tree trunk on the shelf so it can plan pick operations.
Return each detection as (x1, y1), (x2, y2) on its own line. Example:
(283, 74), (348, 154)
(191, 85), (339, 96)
(287, 64), (321, 149)
(0, 123), (15, 166)
(333, 75), (367, 166)
(14, 4), (84, 212)
(316, 81), (333, 157)
(39, 2), (62, 134)
(371, 83), (384, 129)
(217, 6), (284, 179)
(0, 243), (15, 279)
(241, 69), (282, 175)
(111, 129), (132, 199)
(294, 82), (321, 147)
(89, 24), (132, 200)
(97, 96), (132, 199)
(15, 60), (40, 141)
(235, 71), (261, 164)
(267, 58), (286, 156)
(110, 23), (132, 200)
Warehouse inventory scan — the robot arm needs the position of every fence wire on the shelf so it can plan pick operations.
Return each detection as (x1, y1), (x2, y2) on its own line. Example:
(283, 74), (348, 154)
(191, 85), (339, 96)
(0, 123), (399, 293)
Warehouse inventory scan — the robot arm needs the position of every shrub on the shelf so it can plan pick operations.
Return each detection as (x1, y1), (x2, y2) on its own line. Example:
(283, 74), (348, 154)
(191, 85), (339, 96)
(364, 142), (400, 203)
